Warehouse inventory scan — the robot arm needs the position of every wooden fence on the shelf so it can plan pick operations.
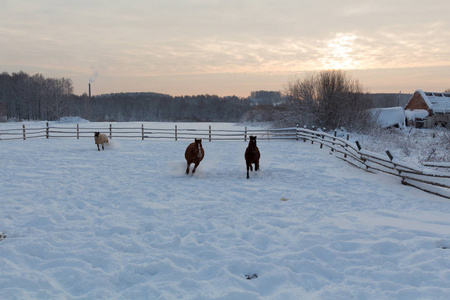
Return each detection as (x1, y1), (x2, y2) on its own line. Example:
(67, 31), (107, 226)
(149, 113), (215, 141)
(0, 123), (298, 142)
(1, 123), (449, 199)
(295, 128), (450, 199)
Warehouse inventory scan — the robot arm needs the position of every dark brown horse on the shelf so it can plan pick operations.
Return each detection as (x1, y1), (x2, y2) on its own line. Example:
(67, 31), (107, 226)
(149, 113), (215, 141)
(245, 136), (260, 179)
(185, 138), (205, 175)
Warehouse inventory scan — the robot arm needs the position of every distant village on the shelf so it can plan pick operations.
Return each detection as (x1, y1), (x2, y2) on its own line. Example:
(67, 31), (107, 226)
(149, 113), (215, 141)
(371, 90), (450, 129)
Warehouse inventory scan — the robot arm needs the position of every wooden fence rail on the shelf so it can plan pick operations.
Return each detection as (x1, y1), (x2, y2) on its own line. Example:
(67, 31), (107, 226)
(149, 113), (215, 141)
(0, 123), (299, 141)
(295, 128), (450, 199)
(1, 123), (449, 199)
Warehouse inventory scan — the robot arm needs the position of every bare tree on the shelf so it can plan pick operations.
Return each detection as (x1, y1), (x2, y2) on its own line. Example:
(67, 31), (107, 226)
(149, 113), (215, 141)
(282, 70), (374, 132)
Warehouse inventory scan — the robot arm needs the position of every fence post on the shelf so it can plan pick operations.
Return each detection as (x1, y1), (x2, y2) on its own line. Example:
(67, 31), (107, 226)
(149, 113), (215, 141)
(22, 124), (26, 140)
(46, 122), (49, 139)
(331, 131), (337, 152)
(175, 125), (177, 141)
(142, 124), (144, 140)
(209, 125), (211, 142)
(320, 135), (324, 149)
(109, 124), (112, 139)
(244, 126), (247, 142)
(386, 150), (394, 161)
(355, 140), (368, 170)
(386, 150), (402, 177)
(344, 134), (349, 158)
(77, 124), (79, 139)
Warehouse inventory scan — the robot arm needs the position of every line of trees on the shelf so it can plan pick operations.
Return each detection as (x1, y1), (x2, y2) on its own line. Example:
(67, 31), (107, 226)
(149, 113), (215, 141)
(0, 71), (73, 121)
(71, 93), (250, 122)
(0, 71), (252, 122)
(1, 70), (394, 132)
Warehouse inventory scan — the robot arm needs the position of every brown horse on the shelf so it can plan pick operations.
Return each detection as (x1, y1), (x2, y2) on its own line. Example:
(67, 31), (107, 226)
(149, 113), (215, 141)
(245, 135), (260, 179)
(185, 138), (205, 175)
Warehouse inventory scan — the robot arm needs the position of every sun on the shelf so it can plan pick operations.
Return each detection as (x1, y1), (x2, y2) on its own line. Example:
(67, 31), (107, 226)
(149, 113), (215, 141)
(321, 33), (359, 69)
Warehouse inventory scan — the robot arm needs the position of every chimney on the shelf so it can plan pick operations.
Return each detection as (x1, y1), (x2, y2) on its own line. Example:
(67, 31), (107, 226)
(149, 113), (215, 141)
(89, 83), (91, 98)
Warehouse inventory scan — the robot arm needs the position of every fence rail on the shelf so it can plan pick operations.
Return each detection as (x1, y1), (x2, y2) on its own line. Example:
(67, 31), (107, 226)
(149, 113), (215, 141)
(295, 128), (450, 199)
(0, 123), (300, 142)
(1, 123), (449, 199)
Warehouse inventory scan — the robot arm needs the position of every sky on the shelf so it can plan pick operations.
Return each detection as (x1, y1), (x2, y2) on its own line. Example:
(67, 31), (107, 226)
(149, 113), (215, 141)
(1, 0), (449, 97)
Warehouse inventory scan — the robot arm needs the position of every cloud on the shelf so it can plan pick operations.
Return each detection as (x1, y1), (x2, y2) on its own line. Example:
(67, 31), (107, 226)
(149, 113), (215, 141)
(1, 0), (450, 96)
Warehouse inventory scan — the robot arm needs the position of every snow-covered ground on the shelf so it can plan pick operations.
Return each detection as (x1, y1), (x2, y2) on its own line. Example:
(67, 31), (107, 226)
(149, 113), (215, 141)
(1, 121), (450, 299)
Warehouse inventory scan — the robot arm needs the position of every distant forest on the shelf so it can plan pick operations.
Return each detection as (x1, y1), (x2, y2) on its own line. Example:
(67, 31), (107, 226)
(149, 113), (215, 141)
(0, 71), (251, 122)
(0, 71), (411, 123)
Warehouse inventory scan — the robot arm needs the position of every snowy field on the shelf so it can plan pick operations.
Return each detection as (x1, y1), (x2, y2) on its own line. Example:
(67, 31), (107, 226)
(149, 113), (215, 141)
(1, 122), (450, 299)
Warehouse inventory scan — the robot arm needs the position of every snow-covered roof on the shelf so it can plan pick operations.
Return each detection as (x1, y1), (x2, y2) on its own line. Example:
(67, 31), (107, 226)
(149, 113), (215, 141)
(405, 109), (428, 121)
(416, 90), (450, 114)
(371, 107), (405, 128)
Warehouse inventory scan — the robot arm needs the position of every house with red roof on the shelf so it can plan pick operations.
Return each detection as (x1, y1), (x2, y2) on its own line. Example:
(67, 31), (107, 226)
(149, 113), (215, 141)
(404, 90), (450, 128)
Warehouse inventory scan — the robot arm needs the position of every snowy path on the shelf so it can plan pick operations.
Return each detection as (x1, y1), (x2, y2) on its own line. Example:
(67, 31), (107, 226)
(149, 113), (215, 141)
(1, 136), (450, 299)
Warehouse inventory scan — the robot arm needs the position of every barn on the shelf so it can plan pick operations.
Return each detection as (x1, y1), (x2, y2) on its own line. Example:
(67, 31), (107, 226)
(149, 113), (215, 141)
(404, 90), (450, 128)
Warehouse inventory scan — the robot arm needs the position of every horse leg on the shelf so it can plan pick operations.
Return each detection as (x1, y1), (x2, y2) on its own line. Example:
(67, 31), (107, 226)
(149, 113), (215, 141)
(255, 160), (259, 171)
(246, 163), (250, 179)
(186, 162), (190, 174)
(97, 144), (100, 151)
(102, 143), (105, 150)
(192, 162), (199, 174)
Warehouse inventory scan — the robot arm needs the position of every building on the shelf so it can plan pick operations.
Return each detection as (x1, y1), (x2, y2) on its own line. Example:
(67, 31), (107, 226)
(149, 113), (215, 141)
(249, 91), (282, 106)
(404, 90), (450, 128)
(370, 107), (405, 128)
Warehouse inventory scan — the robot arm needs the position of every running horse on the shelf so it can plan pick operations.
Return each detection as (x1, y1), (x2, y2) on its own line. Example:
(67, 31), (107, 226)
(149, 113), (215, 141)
(245, 136), (260, 179)
(185, 138), (205, 175)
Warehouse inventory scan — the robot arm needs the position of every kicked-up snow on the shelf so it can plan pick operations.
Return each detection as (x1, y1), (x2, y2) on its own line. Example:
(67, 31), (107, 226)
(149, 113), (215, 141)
(1, 122), (450, 299)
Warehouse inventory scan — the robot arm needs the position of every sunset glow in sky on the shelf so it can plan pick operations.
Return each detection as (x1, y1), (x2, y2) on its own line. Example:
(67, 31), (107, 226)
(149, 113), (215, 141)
(1, 0), (449, 97)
